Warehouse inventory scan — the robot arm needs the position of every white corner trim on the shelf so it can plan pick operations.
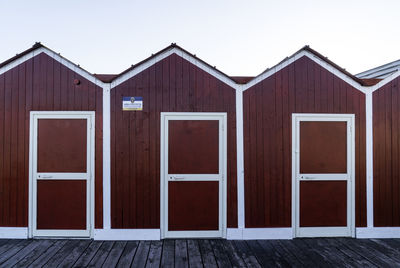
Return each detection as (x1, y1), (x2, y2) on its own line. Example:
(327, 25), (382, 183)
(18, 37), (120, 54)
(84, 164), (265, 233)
(93, 229), (161, 240)
(110, 47), (238, 90)
(242, 228), (293, 240)
(356, 227), (400, 238)
(365, 91), (374, 228)
(236, 88), (245, 229)
(103, 84), (111, 230)
(0, 227), (28, 239)
(0, 47), (105, 88)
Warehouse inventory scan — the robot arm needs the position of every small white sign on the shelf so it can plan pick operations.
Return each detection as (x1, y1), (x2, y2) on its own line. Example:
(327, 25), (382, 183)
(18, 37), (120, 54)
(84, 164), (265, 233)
(123, 97), (143, 111)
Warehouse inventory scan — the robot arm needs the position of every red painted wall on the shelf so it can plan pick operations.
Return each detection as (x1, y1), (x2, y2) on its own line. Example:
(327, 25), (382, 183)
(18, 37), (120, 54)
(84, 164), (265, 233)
(373, 76), (400, 226)
(243, 56), (367, 228)
(111, 53), (238, 228)
(0, 53), (103, 228)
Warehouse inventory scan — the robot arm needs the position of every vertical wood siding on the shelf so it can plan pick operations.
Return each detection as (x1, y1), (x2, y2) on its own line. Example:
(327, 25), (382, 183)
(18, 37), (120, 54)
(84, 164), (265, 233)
(111, 53), (237, 228)
(0, 53), (103, 228)
(243, 56), (366, 227)
(373, 77), (400, 226)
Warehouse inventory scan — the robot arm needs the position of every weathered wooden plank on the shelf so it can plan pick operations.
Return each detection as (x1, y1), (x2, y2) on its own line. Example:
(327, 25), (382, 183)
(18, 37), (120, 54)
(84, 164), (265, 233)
(198, 239), (217, 267)
(0, 240), (41, 267)
(337, 238), (395, 267)
(86, 241), (114, 267)
(42, 240), (81, 267)
(328, 238), (377, 267)
(27, 240), (68, 267)
(14, 240), (54, 267)
(276, 239), (318, 267)
(175, 239), (189, 268)
(187, 239), (202, 268)
(0, 239), (23, 255)
(116, 241), (139, 267)
(72, 241), (103, 267)
(268, 240), (304, 267)
(145, 240), (163, 268)
(290, 239), (334, 267)
(220, 240), (246, 268)
(248, 240), (289, 267)
(302, 238), (355, 267)
(57, 240), (92, 267)
(232, 240), (261, 268)
(209, 239), (232, 268)
(0, 239), (33, 265)
(161, 239), (175, 268)
(358, 239), (400, 264)
(131, 240), (151, 268)
(102, 241), (127, 267)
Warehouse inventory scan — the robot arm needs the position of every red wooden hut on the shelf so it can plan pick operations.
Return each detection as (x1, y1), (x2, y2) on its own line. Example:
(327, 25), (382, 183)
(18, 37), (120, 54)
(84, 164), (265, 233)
(0, 43), (399, 240)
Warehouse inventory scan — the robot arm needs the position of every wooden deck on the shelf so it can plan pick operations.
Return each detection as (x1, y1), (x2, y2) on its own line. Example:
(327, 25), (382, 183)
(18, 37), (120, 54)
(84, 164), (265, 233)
(0, 238), (400, 267)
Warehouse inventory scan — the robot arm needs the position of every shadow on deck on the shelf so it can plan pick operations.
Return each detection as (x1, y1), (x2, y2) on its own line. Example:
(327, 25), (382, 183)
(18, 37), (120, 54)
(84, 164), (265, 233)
(0, 238), (400, 267)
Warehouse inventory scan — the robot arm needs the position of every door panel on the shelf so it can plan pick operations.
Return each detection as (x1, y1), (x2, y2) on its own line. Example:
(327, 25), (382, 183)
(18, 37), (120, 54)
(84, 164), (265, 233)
(31, 112), (94, 238)
(37, 180), (86, 229)
(300, 121), (347, 174)
(168, 120), (219, 174)
(37, 119), (87, 172)
(162, 113), (227, 239)
(293, 114), (354, 238)
(300, 181), (347, 227)
(168, 181), (219, 231)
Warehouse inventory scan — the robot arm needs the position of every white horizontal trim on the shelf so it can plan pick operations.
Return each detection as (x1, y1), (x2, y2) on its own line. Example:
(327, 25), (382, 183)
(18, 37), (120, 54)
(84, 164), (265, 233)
(297, 227), (352, 237)
(164, 230), (223, 239)
(226, 228), (243, 239)
(0, 227), (28, 239)
(93, 229), (161, 240)
(242, 228), (293, 240)
(356, 227), (400, 238)
(34, 229), (89, 237)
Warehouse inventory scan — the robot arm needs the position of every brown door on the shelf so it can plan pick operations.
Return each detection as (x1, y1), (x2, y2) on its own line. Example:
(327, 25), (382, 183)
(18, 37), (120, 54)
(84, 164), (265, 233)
(293, 114), (354, 237)
(161, 113), (227, 238)
(31, 112), (94, 238)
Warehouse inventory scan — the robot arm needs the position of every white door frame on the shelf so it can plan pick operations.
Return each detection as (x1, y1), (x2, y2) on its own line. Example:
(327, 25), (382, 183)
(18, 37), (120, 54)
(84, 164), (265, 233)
(160, 112), (227, 239)
(292, 113), (355, 238)
(28, 111), (95, 238)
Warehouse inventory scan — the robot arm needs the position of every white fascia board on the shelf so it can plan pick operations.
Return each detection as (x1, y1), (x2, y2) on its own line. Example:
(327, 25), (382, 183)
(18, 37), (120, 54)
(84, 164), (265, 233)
(110, 47), (238, 90)
(356, 227), (400, 238)
(0, 47), (105, 88)
(357, 60), (400, 78)
(243, 51), (367, 94)
(0, 227), (28, 239)
(94, 229), (161, 240)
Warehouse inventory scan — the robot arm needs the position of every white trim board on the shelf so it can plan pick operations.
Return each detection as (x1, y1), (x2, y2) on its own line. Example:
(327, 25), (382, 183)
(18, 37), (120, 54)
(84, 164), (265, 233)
(28, 111), (96, 238)
(94, 229), (160, 240)
(0, 46), (105, 88)
(292, 113), (356, 238)
(160, 112), (227, 239)
(0, 227), (28, 239)
(102, 84), (111, 230)
(227, 228), (292, 240)
(356, 228), (400, 238)
(110, 47), (238, 89)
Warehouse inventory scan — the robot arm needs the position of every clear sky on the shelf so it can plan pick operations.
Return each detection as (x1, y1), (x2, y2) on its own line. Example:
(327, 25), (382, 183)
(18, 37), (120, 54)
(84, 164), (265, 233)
(1, 0), (400, 76)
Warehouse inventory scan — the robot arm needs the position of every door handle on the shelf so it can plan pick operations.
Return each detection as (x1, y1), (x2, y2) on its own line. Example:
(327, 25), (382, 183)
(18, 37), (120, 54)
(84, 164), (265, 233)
(38, 175), (53, 179)
(170, 176), (184, 180)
